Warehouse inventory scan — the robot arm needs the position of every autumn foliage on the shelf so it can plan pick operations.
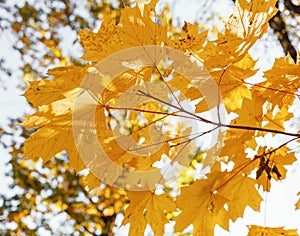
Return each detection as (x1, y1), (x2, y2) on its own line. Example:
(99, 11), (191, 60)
(20, 0), (300, 235)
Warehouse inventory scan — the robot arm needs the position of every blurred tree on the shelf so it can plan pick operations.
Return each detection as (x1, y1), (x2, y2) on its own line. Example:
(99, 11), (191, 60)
(0, 121), (127, 235)
(0, 0), (119, 84)
(268, 0), (299, 62)
(0, 0), (299, 235)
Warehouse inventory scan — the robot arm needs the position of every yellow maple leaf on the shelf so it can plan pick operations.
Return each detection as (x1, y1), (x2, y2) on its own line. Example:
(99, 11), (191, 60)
(256, 171), (271, 192)
(80, 0), (167, 63)
(122, 191), (176, 235)
(167, 72), (204, 103)
(268, 147), (297, 180)
(202, 52), (256, 112)
(232, 91), (266, 127)
(79, 16), (119, 62)
(21, 65), (90, 171)
(247, 225), (299, 236)
(175, 160), (263, 234)
(199, 0), (277, 67)
(169, 22), (208, 52)
(224, 0), (277, 58)
(23, 65), (87, 107)
(254, 146), (297, 191)
(256, 54), (300, 109)
(187, 0), (277, 69)
(118, 0), (167, 47)
(227, 0), (277, 35)
(219, 129), (256, 163)
(263, 105), (293, 133)
(175, 167), (230, 235)
(196, 0), (277, 112)
(217, 173), (262, 222)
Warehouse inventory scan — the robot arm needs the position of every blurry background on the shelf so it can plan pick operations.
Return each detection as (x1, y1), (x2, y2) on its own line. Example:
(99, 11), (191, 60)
(0, 0), (299, 235)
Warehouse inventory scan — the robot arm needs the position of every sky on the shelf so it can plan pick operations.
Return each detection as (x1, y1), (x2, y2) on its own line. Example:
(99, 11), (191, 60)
(0, 0), (300, 235)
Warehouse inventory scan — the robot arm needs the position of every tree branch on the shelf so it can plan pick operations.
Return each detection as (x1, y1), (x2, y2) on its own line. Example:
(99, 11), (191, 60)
(269, 1), (297, 63)
(137, 90), (300, 139)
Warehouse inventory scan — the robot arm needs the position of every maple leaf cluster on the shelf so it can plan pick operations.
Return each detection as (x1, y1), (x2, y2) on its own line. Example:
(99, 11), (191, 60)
(21, 0), (300, 235)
